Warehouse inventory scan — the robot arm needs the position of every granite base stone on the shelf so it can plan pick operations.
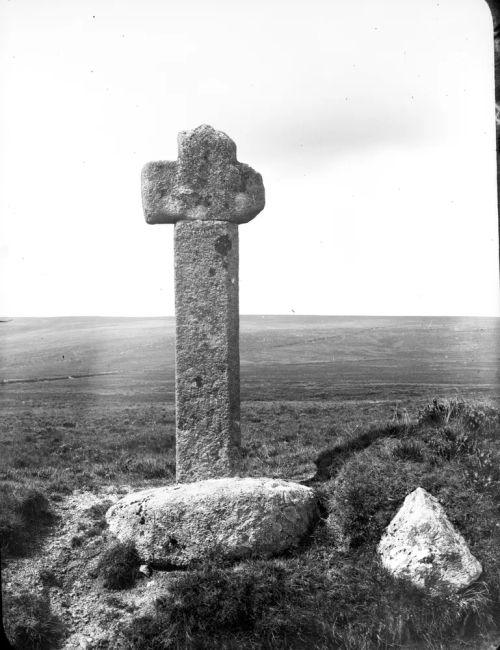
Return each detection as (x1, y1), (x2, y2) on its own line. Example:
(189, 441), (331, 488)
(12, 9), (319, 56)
(106, 477), (319, 566)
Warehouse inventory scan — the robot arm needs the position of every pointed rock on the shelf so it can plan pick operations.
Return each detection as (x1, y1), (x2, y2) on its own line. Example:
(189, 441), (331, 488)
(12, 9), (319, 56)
(377, 487), (482, 593)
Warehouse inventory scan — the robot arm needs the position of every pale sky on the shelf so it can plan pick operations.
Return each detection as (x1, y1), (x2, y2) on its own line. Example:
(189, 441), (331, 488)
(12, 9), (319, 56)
(0, 0), (499, 317)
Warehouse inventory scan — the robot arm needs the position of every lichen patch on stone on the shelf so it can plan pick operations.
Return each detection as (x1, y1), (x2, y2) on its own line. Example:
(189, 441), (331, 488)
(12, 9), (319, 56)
(141, 125), (265, 224)
(106, 477), (318, 566)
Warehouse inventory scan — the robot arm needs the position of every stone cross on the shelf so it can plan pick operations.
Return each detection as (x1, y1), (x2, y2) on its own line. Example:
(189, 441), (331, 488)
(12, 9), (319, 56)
(141, 125), (265, 482)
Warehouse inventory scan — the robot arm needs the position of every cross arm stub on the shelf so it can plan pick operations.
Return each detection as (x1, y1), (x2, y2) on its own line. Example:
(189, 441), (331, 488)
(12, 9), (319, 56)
(141, 124), (265, 224)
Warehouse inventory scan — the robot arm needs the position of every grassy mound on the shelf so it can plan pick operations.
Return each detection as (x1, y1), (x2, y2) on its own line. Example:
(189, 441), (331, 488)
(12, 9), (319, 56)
(115, 399), (499, 650)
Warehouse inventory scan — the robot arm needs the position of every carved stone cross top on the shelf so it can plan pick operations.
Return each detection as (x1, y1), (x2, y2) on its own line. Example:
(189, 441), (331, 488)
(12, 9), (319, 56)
(142, 124), (265, 225)
(141, 125), (265, 483)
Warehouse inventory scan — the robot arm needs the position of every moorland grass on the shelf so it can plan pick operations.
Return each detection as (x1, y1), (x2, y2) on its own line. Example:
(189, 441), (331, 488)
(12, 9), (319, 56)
(119, 552), (493, 650)
(0, 399), (398, 499)
(0, 481), (54, 558)
(0, 399), (370, 559)
(2, 397), (499, 648)
(115, 400), (500, 650)
(0, 407), (177, 558)
(3, 590), (65, 650)
(0, 406), (177, 497)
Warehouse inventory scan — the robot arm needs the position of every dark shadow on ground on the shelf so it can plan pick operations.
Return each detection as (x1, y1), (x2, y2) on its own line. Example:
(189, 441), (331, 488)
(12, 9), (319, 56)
(302, 422), (409, 485)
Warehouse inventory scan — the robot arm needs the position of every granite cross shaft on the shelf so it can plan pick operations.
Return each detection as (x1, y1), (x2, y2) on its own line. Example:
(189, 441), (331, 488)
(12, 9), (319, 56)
(141, 125), (265, 483)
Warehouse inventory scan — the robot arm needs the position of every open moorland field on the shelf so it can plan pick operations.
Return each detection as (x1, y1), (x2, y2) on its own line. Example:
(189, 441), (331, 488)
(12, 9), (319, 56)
(1, 315), (499, 649)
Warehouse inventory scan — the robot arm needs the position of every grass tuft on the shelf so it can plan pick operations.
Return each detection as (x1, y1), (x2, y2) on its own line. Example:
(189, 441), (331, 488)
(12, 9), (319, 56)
(38, 567), (62, 588)
(0, 482), (53, 557)
(97, 540), (141, 590)
(392, 438), (425, 462)
(3, 590), (65, 650)
(84, 500), (113, 520)
(418, 397), (499, 432)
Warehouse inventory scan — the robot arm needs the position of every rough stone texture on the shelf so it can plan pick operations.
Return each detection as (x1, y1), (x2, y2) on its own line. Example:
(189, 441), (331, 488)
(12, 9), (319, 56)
(105, 477), (318, 566)
(377, 487), (482, 593)
(175, 220), (240, 482)
(141, 125), (265, 224)
(141, 124), (265, 481)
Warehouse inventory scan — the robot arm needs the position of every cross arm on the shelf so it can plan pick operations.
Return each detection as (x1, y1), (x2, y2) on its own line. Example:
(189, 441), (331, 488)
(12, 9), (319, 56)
(141, 125), (265, 225)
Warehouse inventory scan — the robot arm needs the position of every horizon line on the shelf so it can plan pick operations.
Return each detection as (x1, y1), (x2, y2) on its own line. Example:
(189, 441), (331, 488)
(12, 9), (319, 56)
(1, 313), (499, 320)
